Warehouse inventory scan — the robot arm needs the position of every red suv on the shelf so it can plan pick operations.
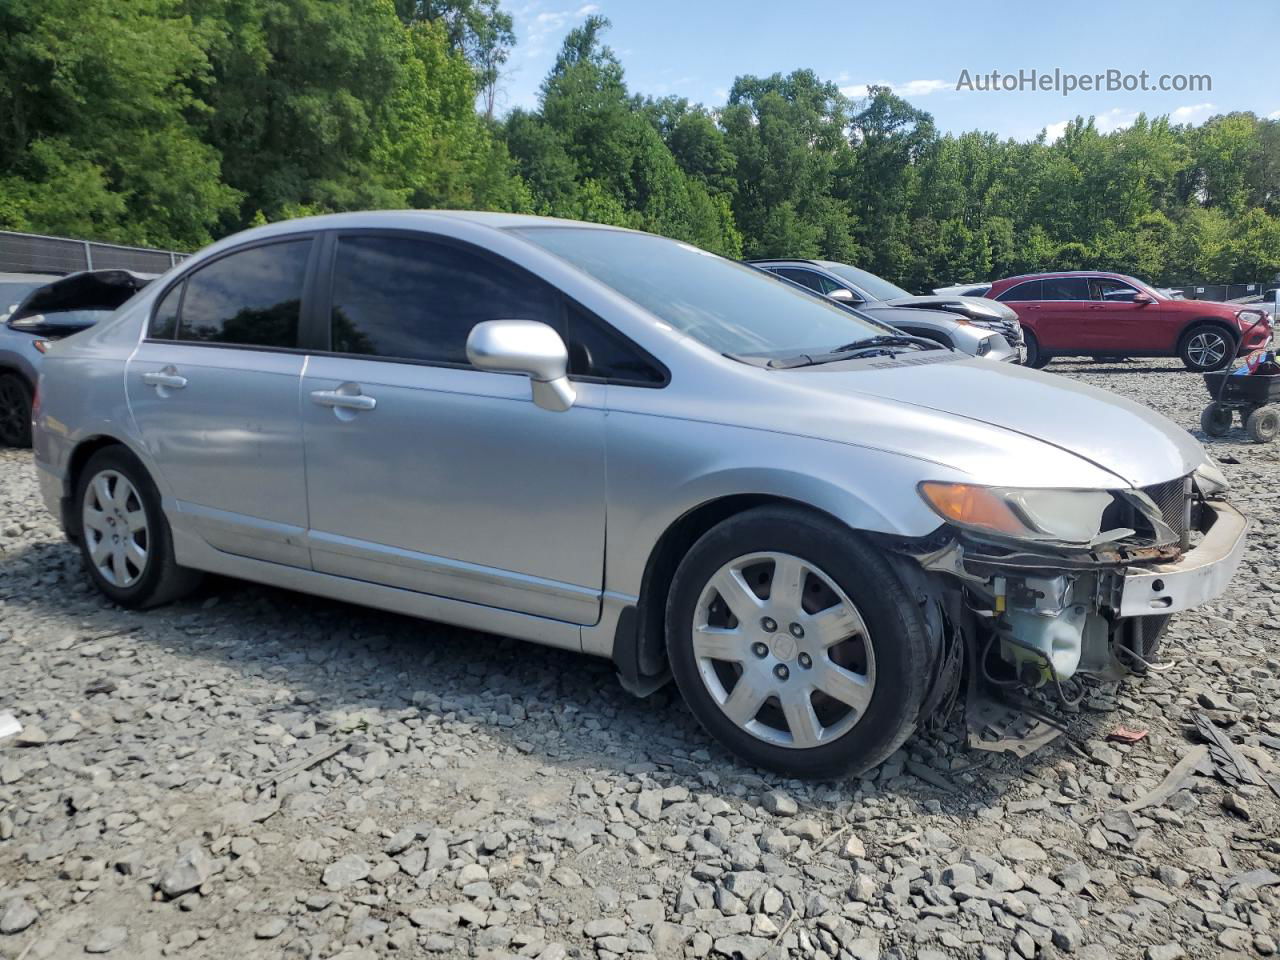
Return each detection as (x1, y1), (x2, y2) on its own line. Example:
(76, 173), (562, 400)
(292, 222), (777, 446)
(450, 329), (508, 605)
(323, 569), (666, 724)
(988, 271), (1272, 371)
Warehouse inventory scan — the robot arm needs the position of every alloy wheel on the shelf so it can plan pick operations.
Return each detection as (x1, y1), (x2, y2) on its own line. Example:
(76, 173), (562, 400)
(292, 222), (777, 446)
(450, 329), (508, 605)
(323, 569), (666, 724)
(1186, 331), (1228, 369)
(691, 551), (876, 749)
(81, 470), (149, 587)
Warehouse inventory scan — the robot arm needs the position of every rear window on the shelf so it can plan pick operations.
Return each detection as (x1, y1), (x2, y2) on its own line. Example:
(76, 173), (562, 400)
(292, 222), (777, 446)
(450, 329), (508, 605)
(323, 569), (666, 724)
(1041, 277), (1090, 301)
(995, 280), (1042, 302)
(151, 240), (311, 348)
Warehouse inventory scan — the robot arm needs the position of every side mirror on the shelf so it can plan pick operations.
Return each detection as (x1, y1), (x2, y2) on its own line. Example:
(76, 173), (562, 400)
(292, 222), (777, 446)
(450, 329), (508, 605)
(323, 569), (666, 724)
(466, 320), (576, 412)
(828, 288), (862, 304)
(1132, 292), (1153, 305)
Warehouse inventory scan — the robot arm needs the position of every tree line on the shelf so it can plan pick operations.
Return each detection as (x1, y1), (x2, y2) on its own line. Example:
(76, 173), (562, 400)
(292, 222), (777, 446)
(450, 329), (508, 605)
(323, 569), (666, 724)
(3, 0), (1277, 291)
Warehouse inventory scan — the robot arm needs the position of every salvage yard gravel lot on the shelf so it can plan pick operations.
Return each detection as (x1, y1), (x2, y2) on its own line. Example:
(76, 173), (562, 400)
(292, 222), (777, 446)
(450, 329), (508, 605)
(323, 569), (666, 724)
(1, 358), (1279, 960)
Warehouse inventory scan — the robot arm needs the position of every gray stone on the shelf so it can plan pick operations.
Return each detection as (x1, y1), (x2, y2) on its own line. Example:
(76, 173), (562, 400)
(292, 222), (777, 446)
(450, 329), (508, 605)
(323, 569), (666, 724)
(85, 926), (128, 954)
(158, 847), (212, 899)
(0, 899), (38, 935)
(761, 790), (798, 816)
(322, 854), (371, 890)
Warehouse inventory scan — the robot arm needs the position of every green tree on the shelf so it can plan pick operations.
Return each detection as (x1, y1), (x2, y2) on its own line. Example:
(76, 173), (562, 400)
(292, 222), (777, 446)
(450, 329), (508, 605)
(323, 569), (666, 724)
(0, 0), (240, 247)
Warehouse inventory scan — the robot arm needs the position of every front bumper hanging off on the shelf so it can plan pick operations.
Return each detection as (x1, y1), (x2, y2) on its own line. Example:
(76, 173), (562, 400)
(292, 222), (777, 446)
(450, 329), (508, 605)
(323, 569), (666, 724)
(1118, 500), (1247, 617)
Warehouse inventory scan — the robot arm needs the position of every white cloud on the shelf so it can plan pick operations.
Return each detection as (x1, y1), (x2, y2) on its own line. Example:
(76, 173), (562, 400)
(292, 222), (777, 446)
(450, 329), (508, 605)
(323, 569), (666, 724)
(1044, 120), (1069, 143)
(839, 79), (948, 100)
(896, 79), (950, 97)
(1270, 109), (1280, 120)
(515, 2), (599, 59)
(1170, 102), (1215, 123)
(1094, 107), (1138, 133)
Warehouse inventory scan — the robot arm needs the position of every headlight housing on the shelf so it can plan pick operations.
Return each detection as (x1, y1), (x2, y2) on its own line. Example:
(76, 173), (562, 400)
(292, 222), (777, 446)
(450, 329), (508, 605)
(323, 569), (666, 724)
(918, 482), (1115, 544)
(1192, 460), (1229, 498)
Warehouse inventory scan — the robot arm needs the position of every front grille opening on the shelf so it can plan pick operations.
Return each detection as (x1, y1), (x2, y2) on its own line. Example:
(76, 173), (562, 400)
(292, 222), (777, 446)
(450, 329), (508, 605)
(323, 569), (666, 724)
(1101, 477), (1191, 548)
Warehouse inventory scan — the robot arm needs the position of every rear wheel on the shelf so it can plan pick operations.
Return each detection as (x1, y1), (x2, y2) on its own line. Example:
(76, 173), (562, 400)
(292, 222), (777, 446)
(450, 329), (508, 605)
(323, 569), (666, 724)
(74, 447), (202, 608)
(0, 373), (32, 447)
(665, 506), (934, 779)
(1180, 325), (1235, 372)
(1024, 331), (1050, 369)
(1200, 402), (1234, 437)
(1246, 405), (1280, 443)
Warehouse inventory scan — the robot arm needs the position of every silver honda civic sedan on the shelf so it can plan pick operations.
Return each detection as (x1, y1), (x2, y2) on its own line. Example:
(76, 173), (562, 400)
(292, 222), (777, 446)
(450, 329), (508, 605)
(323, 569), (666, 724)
(32, 211), (1246, 778)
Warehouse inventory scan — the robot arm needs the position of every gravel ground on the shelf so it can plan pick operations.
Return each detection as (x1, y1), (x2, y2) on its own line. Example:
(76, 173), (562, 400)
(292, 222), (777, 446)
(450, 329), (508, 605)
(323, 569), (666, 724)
(1, 357), (1278, 960)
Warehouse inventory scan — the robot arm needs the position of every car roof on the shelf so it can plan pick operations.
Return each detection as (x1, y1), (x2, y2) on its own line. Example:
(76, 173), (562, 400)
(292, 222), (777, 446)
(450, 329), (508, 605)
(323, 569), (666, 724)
(263, 210), (627, 234)
(992, 270), (1135, 286)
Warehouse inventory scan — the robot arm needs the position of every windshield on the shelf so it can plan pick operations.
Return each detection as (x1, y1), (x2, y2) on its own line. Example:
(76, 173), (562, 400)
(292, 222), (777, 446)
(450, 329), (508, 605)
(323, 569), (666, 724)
(818, 262), (912, 301)
(1117, 274), (1165, 301)
(511, 228), (888, 358)
(0, 281), (43, 318)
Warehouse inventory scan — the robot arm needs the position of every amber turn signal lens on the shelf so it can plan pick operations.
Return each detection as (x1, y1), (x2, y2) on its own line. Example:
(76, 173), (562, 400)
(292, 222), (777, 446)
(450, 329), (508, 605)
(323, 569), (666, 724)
(918, 482), (1031, 536)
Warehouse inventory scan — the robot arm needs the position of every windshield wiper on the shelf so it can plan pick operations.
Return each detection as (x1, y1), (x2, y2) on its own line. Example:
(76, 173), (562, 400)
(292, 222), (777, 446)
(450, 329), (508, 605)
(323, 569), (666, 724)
(768, 334), (940, 369)
(829, 334), (939, 353)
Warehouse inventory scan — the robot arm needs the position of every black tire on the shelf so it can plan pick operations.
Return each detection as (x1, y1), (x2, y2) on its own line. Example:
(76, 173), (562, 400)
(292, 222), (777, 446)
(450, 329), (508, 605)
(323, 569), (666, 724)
(1199, 402), (1234, 437)
(1246, 405), (1280, 443)
(1179, 324), (1235, 372)
(0, 373), (33, 447)
(73, 446), (202, 608)
(665, 505), (935, 779)
(1024, 331), (1050, 369)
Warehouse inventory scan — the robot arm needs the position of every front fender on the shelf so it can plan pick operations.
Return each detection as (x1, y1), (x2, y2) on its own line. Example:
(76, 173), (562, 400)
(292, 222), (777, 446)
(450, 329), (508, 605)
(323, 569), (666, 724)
(603, 412), (953, 600)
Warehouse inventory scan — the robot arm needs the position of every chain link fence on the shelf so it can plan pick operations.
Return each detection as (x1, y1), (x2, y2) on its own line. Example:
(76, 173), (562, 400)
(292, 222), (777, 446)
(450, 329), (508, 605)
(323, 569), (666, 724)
(0, 230), (187, 277)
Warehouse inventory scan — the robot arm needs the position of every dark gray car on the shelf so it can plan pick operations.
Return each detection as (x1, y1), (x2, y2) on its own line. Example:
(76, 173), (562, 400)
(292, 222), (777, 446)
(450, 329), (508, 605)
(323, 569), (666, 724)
(0, 270), (153, 445)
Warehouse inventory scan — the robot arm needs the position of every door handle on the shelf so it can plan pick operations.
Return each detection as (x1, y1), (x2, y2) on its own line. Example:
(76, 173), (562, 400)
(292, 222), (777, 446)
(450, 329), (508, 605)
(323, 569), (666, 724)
(310, 389), (376, 411)
(143, 370), (187, 389)
(1088, 305), (1104, 311)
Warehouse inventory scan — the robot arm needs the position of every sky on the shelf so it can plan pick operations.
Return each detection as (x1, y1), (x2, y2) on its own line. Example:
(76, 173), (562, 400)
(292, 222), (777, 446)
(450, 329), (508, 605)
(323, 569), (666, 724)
(500, 0), (1280, 141)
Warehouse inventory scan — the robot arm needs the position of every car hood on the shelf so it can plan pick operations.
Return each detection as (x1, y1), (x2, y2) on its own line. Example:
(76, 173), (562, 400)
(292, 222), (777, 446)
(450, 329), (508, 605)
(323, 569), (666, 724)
(772, 356), (1205, 489)
(857, 304), (967, 326)
(881, 294), (1019, 323)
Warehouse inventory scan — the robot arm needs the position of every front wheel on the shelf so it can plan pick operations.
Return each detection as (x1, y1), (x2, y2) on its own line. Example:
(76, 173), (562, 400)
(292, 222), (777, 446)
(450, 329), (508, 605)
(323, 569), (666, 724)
(1180, 325), (1235, 372)
(0, 373), (33, 447)
(74, 446), (202, 608)
(665, 506), (935, 779)
(1023, 331), (1050, 369)
(1200, 402), (1234, 437)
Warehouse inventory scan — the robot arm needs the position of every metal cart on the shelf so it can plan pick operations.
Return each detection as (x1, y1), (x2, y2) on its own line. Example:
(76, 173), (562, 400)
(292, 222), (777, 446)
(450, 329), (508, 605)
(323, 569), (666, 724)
(1200, 371), (1280, 442)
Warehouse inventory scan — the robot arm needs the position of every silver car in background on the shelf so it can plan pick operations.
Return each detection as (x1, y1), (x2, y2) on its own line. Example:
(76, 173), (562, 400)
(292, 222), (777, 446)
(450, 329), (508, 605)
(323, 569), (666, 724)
(33, 212), (1245, 777)
(751, 259), (1023, 362)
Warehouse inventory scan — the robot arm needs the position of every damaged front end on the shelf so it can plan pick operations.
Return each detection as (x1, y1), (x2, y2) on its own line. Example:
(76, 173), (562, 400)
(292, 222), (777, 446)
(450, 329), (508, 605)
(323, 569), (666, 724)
(891, 463), (1247, 756)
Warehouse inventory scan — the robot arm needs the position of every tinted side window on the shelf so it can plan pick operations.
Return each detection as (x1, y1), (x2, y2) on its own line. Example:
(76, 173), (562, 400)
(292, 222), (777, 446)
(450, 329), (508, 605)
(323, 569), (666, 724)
(1041, 277), (1090, 301)
(1090, 278), (1139, 302)
(774, 268), (826, 293)
(566, 303), (665, 385)
(150, 282), (182, 340)
(179, 240), (310, 348)
(995, 280), (1042, 302)
(329, 235), (560, 365)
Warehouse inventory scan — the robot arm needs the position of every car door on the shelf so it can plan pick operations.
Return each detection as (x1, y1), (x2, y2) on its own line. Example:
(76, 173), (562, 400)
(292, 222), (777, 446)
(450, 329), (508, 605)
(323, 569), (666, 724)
(1086, 277), (1164, 353)
(994, 279), (1044, 339)
(300, 231), (608, 625)
(1037, 276), (1094, 351)
(126, 237), (316, 567)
